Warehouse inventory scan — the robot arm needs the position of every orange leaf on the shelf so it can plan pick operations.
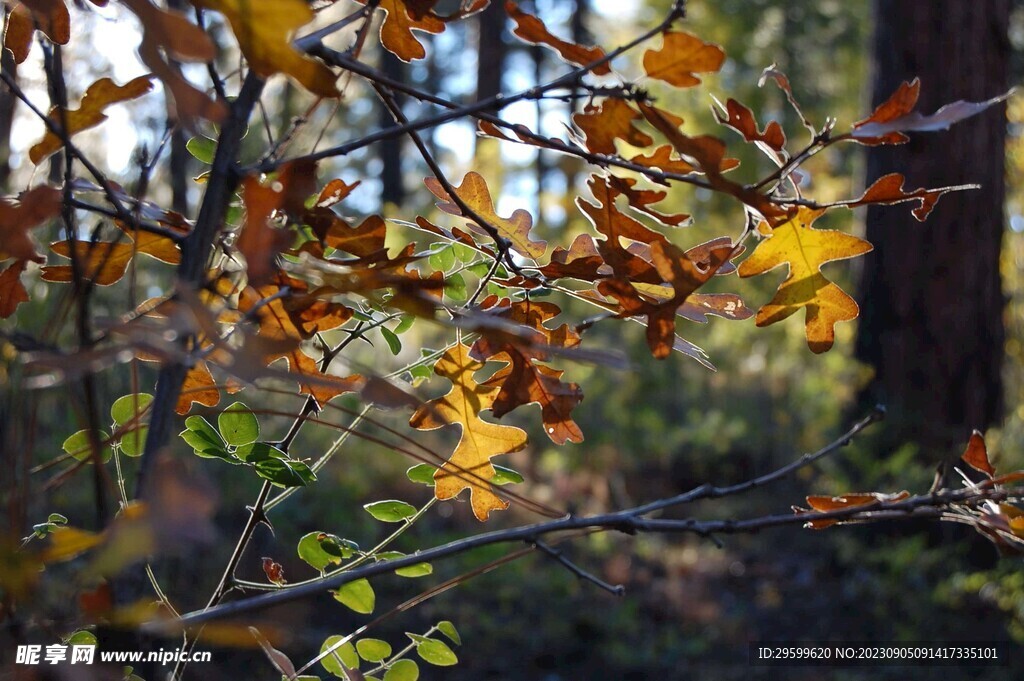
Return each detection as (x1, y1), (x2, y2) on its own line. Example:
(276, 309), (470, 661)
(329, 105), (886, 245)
(177, 360), (222, 415)
(367, 0), (445, 62)
(505, 1), (610, 75)
(800, 491), (910, 529)
(425, 172), (546, 259)
(191, 0), (338, 96)
(0, 185), (63, 262)
(737, 207), (872, 353)
(961, 430), (994, 478)
(573, 99), (652, 155)
(41, 224), (180, 286)
(409, 344), (528, 521)
(0, 260), (29, 318)
(713, 97), (786, 153)
(262, 557), (286, 585)
(30, 76), (155, 164)
(642, 31), (724, 88)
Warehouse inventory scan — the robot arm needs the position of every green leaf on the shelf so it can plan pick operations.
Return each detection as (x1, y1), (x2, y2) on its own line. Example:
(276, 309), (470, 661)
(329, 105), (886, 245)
(395, 562), (433, 578)
(186, 136), (216, 164)
(490, 465), (525, 486)
(428, 245), (456, 273)
(364, 500), (417, 523)
(380, 327), (402, 355)
(408, 635), (457, 666)
(405, 464), (436, 486)
(334, 579), (375, 614)
(445, 272), (467, 301)
(218, 402), (260, 446)
(110, 393), (153, 426)
(62, 429), (112, 463)
(436, 621), (461, 646)
(383, 659), (419, 681)
(297, 532), (343, 571)
(409, 365), (432, 387)
(181, 417), (235, 462)
(467, 261), (491, 279)
(32, 513), (68, 539)
(48, 513), (68, 524)
(320, 636), (358, 677)
(452, 242), (476, 263)
(355, 638), (392, 663)
(65, 630), (97, 646)
(118, 425), (148, 457)
(394, 315), (415, 335)
(254, 458), (316, 487)
(237, 442), (287, 463)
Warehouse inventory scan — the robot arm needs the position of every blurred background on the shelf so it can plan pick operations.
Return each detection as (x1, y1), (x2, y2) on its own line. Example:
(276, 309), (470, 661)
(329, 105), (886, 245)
(3, 0), (1024, 679)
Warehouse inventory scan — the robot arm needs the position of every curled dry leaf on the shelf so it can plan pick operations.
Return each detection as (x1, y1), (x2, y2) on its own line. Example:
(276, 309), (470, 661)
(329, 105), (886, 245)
(713, 97), (786, 154)
(505, 1), (610, 75)
(0, 186), (63, 263)
(41, 224), (181, 286)
(0, 260), (29, 318)
(30, 75), (155, 164)
(840, 172), (975, 222)
(642, 30), (724, 88)
(851, 78), (1011, 145)
(409, 343), (528, 521)
(797, 491), (911, 529)
(961, 430), (994, 478)
(363, 0), (445, 62)
(191, 0), (338, 96)
(738, 207), (872, 353)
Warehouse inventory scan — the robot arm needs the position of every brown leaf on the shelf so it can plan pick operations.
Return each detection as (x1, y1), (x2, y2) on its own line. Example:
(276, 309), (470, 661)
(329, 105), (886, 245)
(799, 491), (910, 529)
(642, 31), (724, 88)
(758, 64), (815, 136)
(191, 0), (338, 96)
(41, 223), (181, 286)
(505, 1), (610, 75)
(261, 557), (286, 585)
(0, 260), (29, 318)
(851, 80), (1009, 145)
(841, 172), (973, 221)
(4, 0), (69, 64)
(572, 99), (652, 156)
(30, 76), (155, 164)
(607, 175), (691, 227)
(471, 300), (584, 445)
(961, 430), (994, 478)
(368, 0), (445, 62)
(0, 185), (63, 262)
(629, 145), (699, 177)
(713, 97), (786, 153)
(177, 360), (222, 415)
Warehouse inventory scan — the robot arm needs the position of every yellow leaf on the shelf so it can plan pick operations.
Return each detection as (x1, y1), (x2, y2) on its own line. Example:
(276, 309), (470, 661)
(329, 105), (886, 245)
(39, 526), (103, 563)
(29, 76), (155, 164)
(41, 224), (180, 286)
(642, 31), (725, 88)
(737, 207), (872, 353)
(409, 344), (528, 521)
(425, 172), (546, 260)
(191, 0), (337, 97)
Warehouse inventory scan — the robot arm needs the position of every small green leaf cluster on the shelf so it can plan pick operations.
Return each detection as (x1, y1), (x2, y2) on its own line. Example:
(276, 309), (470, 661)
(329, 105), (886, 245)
(319, 620), (461, 680)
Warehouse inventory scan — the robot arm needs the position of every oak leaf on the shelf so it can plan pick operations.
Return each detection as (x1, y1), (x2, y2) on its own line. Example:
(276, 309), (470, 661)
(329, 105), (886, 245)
(505, 1), (610, 75)
(4, 0), (69, 64)
(961, 430), (994, 478)
(798, 491), (910, 529)
(409, 343), (527, 521)
(365, 0), (444, 62)
(30, 76), (155, 164)
(191, 0), (338, 96)
(642, 31), (724, 88)
(425, 172), (546, 260)
(572, 99), (652, 156)
(713, 97), (786, 154)
(0, 260), (29, 318)
(737, 207), (872, 353)
(0, 186), (63, 262)
(41, 225), (181, 286)
(841, 172), (972, 221)
(177, 359), (223, 415)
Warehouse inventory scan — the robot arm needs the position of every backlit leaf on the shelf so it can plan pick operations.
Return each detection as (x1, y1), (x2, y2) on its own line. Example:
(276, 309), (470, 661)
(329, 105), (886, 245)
(408, 635), (457, 666)
(506, 1), (610, 74)
(642, 31), (724, 88)
(334, 578), (375, 614)
(217, 402), (259, 446)
(961, 430), (994, 478)
(320, 636), (359, 677)
(383, 659), (420, 681)
(573, 99), (652, 155)
(737, 207), (872, 353)
(356, 638), (392, 663)
(364, 500), (417, 523)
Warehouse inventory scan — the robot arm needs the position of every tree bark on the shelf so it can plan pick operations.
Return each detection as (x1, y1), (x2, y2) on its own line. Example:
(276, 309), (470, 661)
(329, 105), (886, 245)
(378, 51), (406, 207)
(855, 0), (1010, 456)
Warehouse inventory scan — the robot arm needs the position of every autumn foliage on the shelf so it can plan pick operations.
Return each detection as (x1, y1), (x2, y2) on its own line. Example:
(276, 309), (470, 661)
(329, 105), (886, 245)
(0, 0), (1019, 678)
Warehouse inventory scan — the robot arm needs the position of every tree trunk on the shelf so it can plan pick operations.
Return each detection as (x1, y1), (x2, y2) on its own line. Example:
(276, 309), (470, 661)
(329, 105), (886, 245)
(379, 50), (406, 207)
(855, 0), (1010, 457)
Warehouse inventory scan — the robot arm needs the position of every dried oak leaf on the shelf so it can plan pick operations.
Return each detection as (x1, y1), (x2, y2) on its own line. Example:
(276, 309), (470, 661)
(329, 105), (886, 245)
(961, 430), (994, 478)
(123, 0), (225, 123)
(363, 0), (444, 62)
(599, 239), (734, 358)
(30, 75), (155, 164)
(841, 172), (973, 222)
(642, 30), (724, 88)
(0, 260), (29, 318)
(409, 343), (528, 521)
(572, 98), (653, 156)
(737, 207), (872, 353)
(237, 160), (318, 285)
(41, 224), (181, 286)
(797, 491), (910, 529)
(713, 97), (786, 154)
(191, 0), (338, 96)
(471, 300), (584, 445)
(0, 185), (62, 262)
(4, 0), (69, 64)
(425, 172), (546, 259)
(177, 359), (223, 415)
(851, 78), (1010, 145)
(505, 1), (610, 75)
